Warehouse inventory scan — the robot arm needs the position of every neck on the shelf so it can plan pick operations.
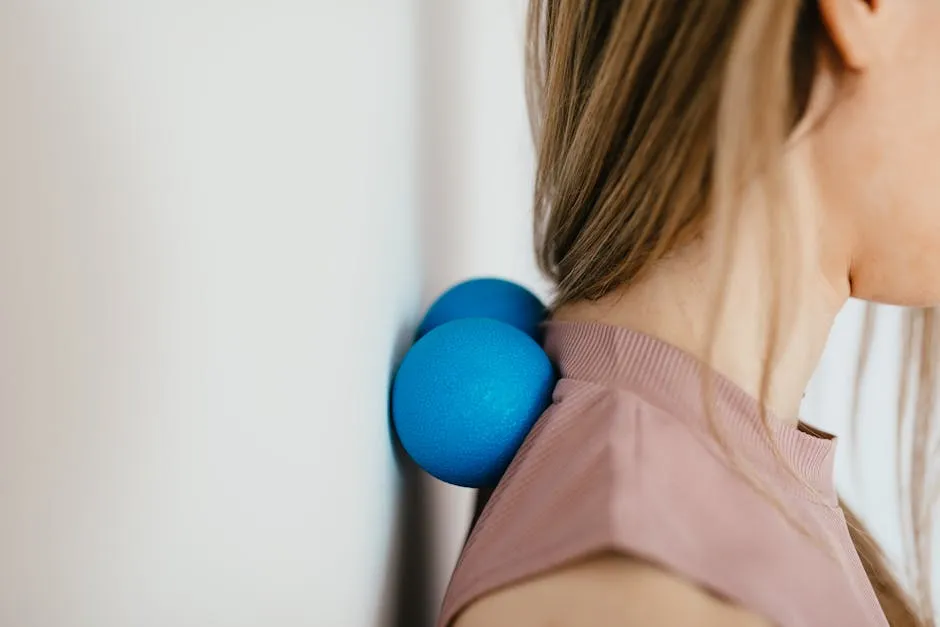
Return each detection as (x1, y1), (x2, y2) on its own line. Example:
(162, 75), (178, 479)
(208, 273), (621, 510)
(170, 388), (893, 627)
(553, 151), (850, 421)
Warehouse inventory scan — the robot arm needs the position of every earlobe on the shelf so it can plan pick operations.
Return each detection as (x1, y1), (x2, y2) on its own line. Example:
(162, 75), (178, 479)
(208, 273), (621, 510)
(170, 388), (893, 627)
(817, 0), (879, 70)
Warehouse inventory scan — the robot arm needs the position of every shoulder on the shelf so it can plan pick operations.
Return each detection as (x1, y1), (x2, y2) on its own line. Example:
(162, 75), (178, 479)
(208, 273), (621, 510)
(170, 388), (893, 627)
(441, 383), (808, 626)
(454, 554), (771, 627)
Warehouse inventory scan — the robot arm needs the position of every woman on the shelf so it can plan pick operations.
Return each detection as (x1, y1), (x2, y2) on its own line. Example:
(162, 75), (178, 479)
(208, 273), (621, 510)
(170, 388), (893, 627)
(440, 2), (940, 626)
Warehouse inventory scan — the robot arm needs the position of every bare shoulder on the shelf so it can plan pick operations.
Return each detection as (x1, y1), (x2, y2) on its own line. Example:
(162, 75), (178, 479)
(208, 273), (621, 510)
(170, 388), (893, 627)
(453, 553), (771, 627)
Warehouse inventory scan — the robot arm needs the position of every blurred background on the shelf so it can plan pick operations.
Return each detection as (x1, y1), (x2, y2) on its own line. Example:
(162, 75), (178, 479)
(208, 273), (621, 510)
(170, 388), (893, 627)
(0, 2), (912, 626)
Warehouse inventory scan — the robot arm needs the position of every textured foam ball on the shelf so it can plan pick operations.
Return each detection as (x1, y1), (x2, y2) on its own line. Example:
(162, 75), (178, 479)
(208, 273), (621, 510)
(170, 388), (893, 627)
(392, 317), (555, 487)
(417, 278), (547, 341)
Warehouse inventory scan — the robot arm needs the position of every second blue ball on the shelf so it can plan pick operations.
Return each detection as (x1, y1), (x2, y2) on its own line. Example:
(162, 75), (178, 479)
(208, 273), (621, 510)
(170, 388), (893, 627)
(417, 278), (547, 342)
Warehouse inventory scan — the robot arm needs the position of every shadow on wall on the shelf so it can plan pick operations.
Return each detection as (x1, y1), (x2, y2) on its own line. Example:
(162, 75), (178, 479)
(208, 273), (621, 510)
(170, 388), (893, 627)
(383, 1), (471, 625)
(374, 315), (434, 627)
(388, 423), (436, 627)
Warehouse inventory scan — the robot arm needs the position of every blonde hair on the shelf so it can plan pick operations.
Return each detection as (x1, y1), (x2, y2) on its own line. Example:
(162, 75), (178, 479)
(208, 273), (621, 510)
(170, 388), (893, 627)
(525, 2), (938, 625)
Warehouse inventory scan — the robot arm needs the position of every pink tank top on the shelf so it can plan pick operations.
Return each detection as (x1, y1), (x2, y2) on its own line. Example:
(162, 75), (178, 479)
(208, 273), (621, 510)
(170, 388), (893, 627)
(438, 320), (888, 627)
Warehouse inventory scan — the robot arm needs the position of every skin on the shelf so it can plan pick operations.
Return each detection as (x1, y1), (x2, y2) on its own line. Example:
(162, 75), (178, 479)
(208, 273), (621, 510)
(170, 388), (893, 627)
(457, 0), (940, 625)
(458, 555), (771, 627)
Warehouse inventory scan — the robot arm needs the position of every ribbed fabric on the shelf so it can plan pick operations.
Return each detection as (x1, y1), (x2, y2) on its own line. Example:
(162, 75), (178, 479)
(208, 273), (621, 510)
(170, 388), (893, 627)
(438, 320), (887, 627)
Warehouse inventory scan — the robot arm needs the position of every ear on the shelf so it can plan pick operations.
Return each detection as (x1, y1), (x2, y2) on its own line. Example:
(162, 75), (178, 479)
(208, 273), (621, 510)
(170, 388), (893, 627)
(817, 0), (880, 70)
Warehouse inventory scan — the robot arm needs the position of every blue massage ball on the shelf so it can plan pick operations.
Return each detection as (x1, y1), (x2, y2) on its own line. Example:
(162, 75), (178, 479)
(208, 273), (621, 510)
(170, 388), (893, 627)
(417, 278), (547, 341)
(392, 317), (556, 487)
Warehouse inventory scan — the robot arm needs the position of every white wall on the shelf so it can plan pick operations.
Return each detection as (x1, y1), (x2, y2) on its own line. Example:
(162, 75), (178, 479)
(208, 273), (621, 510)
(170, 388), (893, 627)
(0, 3), (419, 626)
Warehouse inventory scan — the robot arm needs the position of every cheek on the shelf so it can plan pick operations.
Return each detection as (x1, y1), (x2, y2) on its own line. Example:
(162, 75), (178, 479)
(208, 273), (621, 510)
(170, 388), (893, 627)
(830, 14), (940, 306)
(848, 121), (940, 306)
(851, 213), (940, 307)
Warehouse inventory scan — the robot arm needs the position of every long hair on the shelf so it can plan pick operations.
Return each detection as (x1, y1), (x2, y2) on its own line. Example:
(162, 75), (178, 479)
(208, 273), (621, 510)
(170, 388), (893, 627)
(520, 1), (939, 625)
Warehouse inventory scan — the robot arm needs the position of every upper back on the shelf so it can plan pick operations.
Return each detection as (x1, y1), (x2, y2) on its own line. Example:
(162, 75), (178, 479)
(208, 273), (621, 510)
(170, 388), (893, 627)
(437, 321), (887, 627)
